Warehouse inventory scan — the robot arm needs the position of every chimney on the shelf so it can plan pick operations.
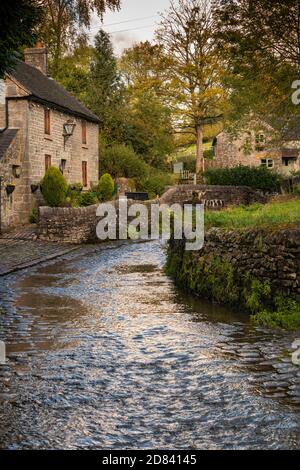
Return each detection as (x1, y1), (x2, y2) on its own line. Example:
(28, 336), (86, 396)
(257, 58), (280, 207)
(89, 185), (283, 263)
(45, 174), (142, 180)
(24, 41), (48, 75)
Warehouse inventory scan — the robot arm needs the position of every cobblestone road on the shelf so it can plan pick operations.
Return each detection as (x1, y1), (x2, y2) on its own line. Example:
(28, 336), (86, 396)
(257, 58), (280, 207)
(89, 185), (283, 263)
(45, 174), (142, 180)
(0, 226), (79, 276)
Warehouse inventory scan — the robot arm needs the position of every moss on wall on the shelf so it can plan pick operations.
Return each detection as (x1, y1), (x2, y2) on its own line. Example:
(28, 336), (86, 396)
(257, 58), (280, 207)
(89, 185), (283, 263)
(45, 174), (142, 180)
(166, 235), (300, 330)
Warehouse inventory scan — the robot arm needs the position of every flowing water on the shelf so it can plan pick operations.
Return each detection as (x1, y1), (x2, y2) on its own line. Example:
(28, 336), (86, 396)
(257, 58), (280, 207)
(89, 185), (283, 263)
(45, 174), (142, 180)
(0, 241), (299, 450)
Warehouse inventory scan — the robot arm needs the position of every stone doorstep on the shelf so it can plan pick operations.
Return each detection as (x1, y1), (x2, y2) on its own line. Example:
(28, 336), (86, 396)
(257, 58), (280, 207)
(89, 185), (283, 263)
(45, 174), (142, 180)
(0, 245), (80, 277)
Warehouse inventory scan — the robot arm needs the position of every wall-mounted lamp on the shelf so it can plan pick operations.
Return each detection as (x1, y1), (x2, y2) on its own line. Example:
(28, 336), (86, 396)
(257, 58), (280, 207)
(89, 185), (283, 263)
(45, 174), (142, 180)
(12, 165), (21, 178)
(63, 120), (76, 148)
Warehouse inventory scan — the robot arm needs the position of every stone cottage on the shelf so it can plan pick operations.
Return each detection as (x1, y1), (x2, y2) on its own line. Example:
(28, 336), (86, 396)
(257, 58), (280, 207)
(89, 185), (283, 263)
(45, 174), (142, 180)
(207, 119), (300, 175)
(0, 44), (99, 231)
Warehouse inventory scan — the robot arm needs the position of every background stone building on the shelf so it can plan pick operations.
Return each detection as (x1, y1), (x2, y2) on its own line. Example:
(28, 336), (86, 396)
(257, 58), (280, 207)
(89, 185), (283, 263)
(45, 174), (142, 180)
(0, 45), (99, 231)
(206, 122), (300, 175)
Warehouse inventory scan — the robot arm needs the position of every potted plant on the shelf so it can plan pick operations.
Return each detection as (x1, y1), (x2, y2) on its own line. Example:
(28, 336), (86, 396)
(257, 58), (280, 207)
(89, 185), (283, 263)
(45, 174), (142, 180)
(31, 184), (39, 193)
(5, 183), (15, 195)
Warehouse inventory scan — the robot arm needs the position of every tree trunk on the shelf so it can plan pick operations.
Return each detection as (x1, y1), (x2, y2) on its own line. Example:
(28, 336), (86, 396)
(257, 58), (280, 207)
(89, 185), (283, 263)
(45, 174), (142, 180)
(196, 125), (204, 174)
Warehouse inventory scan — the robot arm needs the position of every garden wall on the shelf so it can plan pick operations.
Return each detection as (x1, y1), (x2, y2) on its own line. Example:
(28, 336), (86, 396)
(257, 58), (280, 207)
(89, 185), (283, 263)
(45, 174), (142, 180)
(37, 199), (157, 243)
(38, 205), (99, 243)
(160, 184), (269, 209)
(167, 226), (300, 305)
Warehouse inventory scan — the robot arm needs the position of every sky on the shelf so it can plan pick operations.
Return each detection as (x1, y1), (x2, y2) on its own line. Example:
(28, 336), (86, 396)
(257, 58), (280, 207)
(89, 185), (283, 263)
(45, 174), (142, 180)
(89, 0), (172, 55)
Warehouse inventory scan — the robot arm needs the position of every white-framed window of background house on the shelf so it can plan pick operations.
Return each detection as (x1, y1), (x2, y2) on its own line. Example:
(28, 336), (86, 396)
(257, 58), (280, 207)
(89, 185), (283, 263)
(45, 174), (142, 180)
(260, 158), (274, 168)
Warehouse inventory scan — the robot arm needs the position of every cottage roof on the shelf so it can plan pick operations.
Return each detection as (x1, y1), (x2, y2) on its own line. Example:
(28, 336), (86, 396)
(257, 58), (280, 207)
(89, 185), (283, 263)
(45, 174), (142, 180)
(8, 61), (99, 124)
(0, 129), (19, 159)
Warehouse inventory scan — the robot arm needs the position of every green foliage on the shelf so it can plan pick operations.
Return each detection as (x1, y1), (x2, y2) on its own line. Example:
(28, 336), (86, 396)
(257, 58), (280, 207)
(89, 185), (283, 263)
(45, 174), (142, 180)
(87, 29), (126, 142)
(244, 279), (272, 313)
(29, 207), (39, 224)
(205, 199), (300, 230)
(204, 165), (281, 192)
(166, 244), (300, 330)
(39, 1), (121, 74)
(0, 1), (41, 77)
(66, 182), (84, 207)
(215, 1), (299, 124)
(79, 191), (98, 206)
(52, 46), (93, 103)
(292, 184), (300, 196)
(124, 92), (175, 169)
(138, 171), (174, 199)
(41, 167), (68, 207)
(96, 173), (114, 202)
(252, 297), (300, 330)
(101, 144), (148, 180)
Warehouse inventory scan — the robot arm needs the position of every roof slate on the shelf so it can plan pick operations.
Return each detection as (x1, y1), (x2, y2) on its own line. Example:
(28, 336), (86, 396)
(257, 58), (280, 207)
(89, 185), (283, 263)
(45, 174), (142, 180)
(8, 61), (99, 123)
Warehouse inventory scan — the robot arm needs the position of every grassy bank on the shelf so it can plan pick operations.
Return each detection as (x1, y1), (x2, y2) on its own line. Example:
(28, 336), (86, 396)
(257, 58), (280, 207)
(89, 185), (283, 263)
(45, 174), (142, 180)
(205, 198), (300, 230)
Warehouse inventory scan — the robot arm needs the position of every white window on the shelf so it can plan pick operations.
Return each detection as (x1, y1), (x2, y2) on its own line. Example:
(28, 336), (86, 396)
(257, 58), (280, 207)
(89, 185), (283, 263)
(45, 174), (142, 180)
(261, 158), (274, 168)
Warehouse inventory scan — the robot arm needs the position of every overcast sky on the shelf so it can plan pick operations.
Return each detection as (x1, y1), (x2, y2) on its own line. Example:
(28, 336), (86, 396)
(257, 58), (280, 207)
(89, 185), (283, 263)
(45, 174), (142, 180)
(89, 0), (172, 55)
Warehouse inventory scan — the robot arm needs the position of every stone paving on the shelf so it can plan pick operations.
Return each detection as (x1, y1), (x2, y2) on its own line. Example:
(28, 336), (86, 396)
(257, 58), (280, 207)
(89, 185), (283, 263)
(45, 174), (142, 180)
(0, 226), (79, 276)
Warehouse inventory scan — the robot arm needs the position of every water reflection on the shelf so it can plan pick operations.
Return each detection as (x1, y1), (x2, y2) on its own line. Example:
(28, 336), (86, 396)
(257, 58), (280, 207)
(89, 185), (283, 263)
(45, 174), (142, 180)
(0, 241), (299, 449)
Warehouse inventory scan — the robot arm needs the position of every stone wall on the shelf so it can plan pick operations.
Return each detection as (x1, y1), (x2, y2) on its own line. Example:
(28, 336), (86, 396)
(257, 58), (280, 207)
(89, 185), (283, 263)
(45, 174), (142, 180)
(38, 198), (161, 244)
(38, 205), (99, 243)
(168, 226), (300, 304)
(0, 129), (27, 229)
(160, 184), (269, 209)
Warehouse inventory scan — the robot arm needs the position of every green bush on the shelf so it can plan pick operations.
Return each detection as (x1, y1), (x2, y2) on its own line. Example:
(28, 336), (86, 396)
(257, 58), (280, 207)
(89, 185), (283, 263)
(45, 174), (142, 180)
(41, 167), (68, 207)
(138, 171), (174, 199)
(252, 296), (300, 330)
(29, 207), (39, 224)
(100, 144), (148, 179)
(66, 183), (84, 207)
(292, 184), (300, 196)
(96, 173), (115, 202)
(175, 155), (196, 173)
(79, 191), (98, 206)
(203, 165), (281, 192)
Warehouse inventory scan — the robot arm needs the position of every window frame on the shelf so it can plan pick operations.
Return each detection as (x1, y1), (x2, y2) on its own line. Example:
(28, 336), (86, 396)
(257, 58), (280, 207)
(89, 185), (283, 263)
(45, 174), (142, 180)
(81, 120), (87, 145)
(45, 154), (51, 172)
(44, 108), (51, 135)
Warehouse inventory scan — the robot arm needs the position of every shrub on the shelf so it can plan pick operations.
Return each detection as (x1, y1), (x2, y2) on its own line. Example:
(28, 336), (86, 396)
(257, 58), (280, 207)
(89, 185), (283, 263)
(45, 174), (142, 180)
(29, 207), (39, 224)
(41, 167), (68, 207)
(175, 155), (196, 173)
(79, 191), (98, 206)
(292, 184), (300, 196)
(138, 171), (174, 199)
(100, 144), (148, 179)
(96, 173), (115, 202)
(203, 165), (281, 192)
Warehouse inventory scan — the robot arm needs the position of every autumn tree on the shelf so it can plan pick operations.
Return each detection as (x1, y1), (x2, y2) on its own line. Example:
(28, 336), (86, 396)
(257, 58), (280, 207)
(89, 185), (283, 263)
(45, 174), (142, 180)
(37, 0), (121, 74)
(0, 0), (41, 77)
(156, 0), (226, 173)
(54, 45), (93, 103)
(215, 0), (300, 129)
(120, 42), (174, 168)
(119, 41), (167, 96)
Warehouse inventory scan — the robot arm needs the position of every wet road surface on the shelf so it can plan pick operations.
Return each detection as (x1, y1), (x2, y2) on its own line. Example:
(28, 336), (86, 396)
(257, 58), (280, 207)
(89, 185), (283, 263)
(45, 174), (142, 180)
(0, 241), (299, 449)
